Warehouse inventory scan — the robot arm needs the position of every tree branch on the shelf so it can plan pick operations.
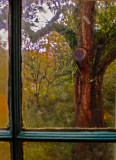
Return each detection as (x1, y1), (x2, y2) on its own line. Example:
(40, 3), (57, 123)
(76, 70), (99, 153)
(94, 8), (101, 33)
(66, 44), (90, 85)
(98, 49), (116, 75)
(23, 3), (77, 50)
(95, 34), (116, 75)
(23, 21), (77, 50)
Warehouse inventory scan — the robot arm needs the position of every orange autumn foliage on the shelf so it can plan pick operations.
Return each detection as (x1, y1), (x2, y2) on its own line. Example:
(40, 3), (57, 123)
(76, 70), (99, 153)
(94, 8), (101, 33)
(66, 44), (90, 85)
(0, 94), (8, 128)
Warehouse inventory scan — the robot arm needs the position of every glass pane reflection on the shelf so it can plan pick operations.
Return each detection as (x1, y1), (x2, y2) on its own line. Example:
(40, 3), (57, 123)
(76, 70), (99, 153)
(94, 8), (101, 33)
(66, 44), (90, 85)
(23, 142), (115, 160)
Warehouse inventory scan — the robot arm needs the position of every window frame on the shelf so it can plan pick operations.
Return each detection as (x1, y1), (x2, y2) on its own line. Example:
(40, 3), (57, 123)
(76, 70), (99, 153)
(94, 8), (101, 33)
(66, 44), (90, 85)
(0, 0), (116, 160)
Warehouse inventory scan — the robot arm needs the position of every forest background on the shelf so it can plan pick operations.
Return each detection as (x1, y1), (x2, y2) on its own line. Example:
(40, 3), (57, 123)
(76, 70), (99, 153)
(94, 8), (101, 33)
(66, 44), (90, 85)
(0, 0), (116, 160)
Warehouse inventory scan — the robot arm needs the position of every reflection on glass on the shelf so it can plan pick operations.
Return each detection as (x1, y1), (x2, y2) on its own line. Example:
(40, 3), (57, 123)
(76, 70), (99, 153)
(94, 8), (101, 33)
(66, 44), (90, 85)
(22, 1), (116, 128)
(0, 0), (9, 128)
(23, 142), (115, 160)
(0, 142), (10, 160)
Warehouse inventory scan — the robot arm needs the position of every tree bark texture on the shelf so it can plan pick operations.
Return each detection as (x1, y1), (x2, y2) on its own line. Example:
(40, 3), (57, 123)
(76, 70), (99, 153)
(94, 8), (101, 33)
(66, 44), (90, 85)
(74, 70), (104, 128)
(74, 1), (105, 128)
(73, 1), (109, 160)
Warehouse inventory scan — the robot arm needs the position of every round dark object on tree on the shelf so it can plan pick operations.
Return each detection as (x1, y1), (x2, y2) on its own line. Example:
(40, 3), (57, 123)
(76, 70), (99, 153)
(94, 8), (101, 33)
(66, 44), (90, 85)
(72, 48), (86, 62)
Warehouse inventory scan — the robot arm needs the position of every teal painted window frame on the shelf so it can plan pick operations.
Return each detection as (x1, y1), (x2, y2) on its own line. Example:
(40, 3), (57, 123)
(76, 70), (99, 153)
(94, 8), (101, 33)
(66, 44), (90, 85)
(0, 0), (116, 160)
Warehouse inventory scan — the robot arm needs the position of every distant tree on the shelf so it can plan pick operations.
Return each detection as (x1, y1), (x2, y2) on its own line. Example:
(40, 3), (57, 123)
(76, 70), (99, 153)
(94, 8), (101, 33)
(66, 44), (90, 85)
(22, 31), (74, 127)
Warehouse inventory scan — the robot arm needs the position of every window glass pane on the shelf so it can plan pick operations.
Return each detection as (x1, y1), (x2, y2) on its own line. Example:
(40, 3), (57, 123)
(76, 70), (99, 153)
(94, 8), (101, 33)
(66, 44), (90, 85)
(0, 0), (9, 128)
(103, 60), (116, 127)
(22, 1), (116, 128)
(0, 142), (10, 160)
(23, 142), (115, 160)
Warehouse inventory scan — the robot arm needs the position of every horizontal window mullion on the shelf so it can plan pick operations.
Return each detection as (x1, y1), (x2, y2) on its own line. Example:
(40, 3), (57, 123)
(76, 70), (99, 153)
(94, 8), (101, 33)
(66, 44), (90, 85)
(16, 131), (116, 141)
(0, 130), (12, 140)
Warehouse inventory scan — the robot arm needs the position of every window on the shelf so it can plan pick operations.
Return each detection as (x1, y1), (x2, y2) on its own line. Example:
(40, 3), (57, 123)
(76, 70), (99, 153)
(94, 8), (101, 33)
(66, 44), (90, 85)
(0, 0), (116, 159)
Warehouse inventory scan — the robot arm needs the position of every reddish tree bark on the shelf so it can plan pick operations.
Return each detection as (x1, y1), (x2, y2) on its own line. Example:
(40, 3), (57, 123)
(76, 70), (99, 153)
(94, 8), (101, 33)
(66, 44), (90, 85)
(73, 1), (104, 128)
(73, 1), (116, 129)
(74, 70), (104, 127)
(73, 1), (107, 159)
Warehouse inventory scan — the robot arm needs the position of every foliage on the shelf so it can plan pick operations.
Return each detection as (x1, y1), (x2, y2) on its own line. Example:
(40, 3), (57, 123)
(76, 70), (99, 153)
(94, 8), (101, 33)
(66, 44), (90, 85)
(0, 0), (8, 30)
(95, 1), (116, 45)
(22, 0), (77, 50)
(24, 142), (115, 160)
(0, 42), (9, 131)
(103, 60), (116, 127)
(24, 142), (73, 160)
(0, 0), (116, 159)
(22, 32), (75, 128)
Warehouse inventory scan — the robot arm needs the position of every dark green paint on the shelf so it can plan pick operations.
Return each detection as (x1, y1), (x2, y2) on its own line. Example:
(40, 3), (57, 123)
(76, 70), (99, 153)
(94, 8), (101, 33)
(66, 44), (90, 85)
(9, 0), (23, 159)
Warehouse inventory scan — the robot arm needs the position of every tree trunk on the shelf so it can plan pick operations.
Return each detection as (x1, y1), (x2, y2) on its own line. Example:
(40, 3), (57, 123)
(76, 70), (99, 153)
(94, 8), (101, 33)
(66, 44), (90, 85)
(73, 1), (101, 128)
(74, 69), (104, 128)
(73, 0), (105, 128)
(72, 1), (110, 160)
